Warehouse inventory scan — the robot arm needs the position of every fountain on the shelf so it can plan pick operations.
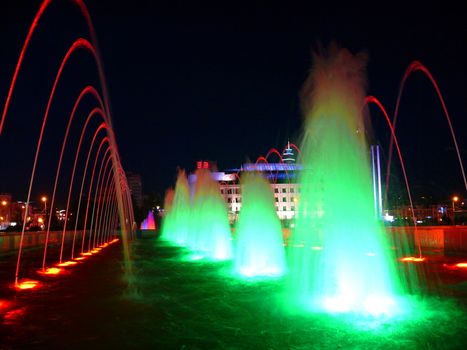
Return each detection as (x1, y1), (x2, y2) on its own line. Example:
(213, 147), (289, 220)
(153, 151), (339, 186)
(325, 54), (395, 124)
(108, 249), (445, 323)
(0, 0), (135, 289)
(161, 170), (191, 245)
(234, 172), (286, 277)
(140, 211), (156, 230)
(187, 169), (232, 260)
(289, 45), (405, 316)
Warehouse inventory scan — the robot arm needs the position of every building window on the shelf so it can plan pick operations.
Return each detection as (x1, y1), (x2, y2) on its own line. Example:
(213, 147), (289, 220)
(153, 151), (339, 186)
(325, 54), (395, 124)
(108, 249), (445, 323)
(274, 188), (278, 193)
(282, 197), (286, 202)
(291, 206), (295, 211)
(228, 198), (231, 203)
(235, 188), (239, 194)
(220, 189), (224, 194)
(290, 188), (294, 193)
(227, 189), (232, 194)
(291, 197), (294, 202)
(275, 198), (279, 202)
(238, 198), (241, 203)
(283, 206), (287, 211)
(282, 188), (286, 193)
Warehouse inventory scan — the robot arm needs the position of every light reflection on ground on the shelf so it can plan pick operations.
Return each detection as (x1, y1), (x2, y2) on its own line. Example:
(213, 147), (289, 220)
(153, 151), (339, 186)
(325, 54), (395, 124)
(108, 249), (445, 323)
(0, 238), (466, 349)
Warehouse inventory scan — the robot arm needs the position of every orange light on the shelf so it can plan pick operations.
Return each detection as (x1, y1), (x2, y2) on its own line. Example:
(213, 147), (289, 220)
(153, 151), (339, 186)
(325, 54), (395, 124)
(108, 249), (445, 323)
(74, 257), (86, 261)
(41, 196), (47, 202)
(399, 256), (425, 262)
(90, 249), (100, 254)
(37, 267), (62, 275)
(57, 261), (78, 267)
(400, 257), (414, 261)
(455, 262), (467, 268)
(1, 200), (7, 206)
(14, 279), (40, 290)
(81, 252), (92, 256)
(0, 299), (13, 311)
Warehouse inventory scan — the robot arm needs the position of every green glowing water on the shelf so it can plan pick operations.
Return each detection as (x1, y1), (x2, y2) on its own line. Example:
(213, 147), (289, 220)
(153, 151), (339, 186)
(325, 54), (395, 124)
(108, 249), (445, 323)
(187, 169), (232, 260)
(234, 172), (286, 277)
(289, 46), (404, 317)
(161, 170), (191, 245)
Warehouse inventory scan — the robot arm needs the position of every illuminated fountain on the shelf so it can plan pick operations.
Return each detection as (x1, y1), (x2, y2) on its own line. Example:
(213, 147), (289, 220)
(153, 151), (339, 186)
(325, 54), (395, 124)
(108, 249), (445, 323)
(161, 170), (191, 245)
(187, 169), (232, 260)
(234, 172), (286, 277)
(140, 211), (156, 230)
(289, 46), (405, 316)
(0, 0), (135, 290)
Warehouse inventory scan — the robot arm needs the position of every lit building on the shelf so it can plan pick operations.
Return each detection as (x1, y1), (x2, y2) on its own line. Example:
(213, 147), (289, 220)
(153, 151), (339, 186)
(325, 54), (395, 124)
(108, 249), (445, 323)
(126, 172), (143, 209)
(189, 142), (301, 223)
(0, 194), (38, 230)
(0, 193), (12, 229)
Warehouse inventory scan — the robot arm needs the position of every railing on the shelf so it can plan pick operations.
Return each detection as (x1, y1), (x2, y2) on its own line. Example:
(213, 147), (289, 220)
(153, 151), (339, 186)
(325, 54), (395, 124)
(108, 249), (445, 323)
(0, 230), (86, 253)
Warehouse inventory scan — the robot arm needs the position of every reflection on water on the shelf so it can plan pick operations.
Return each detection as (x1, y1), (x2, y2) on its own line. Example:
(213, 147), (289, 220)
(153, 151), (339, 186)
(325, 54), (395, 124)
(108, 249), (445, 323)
(0, 238), (467, 349)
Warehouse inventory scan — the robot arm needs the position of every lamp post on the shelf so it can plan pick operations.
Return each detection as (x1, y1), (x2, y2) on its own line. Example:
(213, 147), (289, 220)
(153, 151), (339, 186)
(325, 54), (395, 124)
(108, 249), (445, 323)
(41, 196), (47, 212)
(1, 200), (8, 225)
(41, 196), (47, 226)
(452, 196), (459, 225)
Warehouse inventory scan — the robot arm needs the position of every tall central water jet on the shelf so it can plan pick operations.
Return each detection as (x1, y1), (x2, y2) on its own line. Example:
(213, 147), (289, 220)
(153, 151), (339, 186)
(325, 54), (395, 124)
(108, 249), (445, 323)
(289, 45), (402, 316)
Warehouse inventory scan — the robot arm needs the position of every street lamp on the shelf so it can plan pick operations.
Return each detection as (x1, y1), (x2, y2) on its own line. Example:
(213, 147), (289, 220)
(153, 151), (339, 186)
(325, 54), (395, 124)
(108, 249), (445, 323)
(452, 196), (459, 225)
(1, 200), (9, 225)
(41, 196), (47, 213)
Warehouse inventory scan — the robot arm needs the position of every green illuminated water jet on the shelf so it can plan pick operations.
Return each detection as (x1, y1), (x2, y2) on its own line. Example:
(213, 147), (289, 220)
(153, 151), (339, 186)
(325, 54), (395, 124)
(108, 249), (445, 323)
(234, 172), (286, 277)
(161, 169), (191, 245)
(188, 169), (232, 260)
(289, 46), (404, 317)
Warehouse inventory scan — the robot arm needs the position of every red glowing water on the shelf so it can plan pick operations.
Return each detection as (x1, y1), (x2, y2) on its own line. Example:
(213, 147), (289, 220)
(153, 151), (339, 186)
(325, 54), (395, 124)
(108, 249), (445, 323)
(141, 211), (156, 230)
(366, 96), (423, 258)
(387, 61), (466, 193)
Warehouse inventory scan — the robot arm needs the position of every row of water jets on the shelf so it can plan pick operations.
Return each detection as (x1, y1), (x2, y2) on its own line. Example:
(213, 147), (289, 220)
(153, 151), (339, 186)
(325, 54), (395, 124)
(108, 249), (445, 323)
(0, 0), (135, 287)
(162, 168), (286, 277)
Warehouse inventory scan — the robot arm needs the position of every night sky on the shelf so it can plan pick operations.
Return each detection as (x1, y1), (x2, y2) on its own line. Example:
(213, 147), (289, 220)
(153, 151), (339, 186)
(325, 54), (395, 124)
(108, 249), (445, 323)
(0, 1), (466, 205)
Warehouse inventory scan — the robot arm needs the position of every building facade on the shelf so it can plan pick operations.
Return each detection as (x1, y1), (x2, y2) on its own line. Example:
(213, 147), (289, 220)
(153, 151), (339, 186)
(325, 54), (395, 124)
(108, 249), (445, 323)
(126, 172), (143, 209)
(189, 143), (301, 223)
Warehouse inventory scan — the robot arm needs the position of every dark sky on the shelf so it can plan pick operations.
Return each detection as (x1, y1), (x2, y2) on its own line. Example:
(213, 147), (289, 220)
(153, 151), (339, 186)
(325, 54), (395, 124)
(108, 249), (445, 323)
(0, 0), (466, 205)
